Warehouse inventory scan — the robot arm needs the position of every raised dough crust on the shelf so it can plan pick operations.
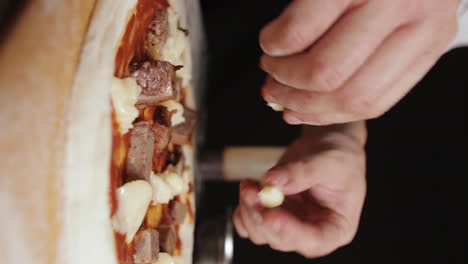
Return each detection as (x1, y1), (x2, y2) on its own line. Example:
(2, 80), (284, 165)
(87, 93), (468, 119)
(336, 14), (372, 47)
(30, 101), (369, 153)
(59, 0), (137, 263)
(0, 1), (96, 264)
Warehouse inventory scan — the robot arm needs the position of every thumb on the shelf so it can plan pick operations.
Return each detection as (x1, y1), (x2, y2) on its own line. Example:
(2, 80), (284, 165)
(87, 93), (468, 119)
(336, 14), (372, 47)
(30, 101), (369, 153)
(259, 0), (351, 56)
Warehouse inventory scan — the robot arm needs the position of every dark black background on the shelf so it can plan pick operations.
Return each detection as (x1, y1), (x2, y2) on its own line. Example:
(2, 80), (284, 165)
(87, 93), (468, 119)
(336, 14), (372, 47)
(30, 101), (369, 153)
(1, 0), (466, 263)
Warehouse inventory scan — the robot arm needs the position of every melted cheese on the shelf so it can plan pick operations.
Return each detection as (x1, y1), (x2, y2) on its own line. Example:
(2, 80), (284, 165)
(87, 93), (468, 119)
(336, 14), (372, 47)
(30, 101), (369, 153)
(267, 102), (285, 112)
(156, 253), (176, 264)
(112, 180), (152, 243)
(160, 100), (185, 126)
(259, 186), (284, 208)
(110, 77), (141, 134)
(159, 6), (192, 87)
(150, 169), (189, 205)
(150, 173), (174, 204)
(161, 170), (187, 196)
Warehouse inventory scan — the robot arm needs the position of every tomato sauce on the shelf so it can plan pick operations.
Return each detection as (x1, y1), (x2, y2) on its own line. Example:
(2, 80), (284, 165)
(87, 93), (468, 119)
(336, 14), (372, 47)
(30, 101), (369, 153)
(110, 0), (193, 263)
(115, 233), (135, 264)
(110, 111), (130, 216)
(186, 183), (195, 223)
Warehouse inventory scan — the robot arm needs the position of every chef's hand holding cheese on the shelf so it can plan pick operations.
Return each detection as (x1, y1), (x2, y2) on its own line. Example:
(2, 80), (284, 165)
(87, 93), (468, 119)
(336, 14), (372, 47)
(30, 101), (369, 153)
(233, 122), (367, 258)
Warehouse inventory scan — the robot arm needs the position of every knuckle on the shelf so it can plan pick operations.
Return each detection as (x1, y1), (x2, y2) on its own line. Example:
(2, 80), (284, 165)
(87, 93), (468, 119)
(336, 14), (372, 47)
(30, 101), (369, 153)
(341, 93), (382, 119)
(323, 149), (349, 164)
(340, 232), (355, 247)
(313, 114), (337, 126)
(290, 91), (314, 113)
(440, 19), (458, 46)
(287, 160), (308, 181)
(302, 113), (337, 126)
(299, 247), (329, 259)
(307, 59), (345, 92)
(288, 90), (315, 113)
(335, 214), (359, 247)
(251, 237), (266, 246)
(338, 225), (358, 248)
(397, 0), (420, 20)
(425, 19), (458, 52)
(269, 243), (287, 252)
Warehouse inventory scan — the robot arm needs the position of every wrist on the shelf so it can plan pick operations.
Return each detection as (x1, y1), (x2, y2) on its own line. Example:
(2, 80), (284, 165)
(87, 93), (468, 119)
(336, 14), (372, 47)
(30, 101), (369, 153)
(301, 121), (367, 148)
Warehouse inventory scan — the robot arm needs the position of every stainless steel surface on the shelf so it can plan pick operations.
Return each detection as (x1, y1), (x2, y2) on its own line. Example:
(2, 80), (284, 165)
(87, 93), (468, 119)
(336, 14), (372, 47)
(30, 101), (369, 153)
(194, 208), (233, 264)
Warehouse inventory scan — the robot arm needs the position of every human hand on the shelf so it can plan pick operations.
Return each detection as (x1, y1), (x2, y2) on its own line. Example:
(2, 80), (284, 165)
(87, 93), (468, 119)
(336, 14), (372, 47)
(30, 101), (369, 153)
(260, 0), (459, 125)
(233, 122), (367, 257)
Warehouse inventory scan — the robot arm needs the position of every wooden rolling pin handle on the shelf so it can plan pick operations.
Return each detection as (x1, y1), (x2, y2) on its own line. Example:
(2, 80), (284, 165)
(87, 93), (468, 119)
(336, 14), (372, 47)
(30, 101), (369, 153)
(198, 146), (286, 182)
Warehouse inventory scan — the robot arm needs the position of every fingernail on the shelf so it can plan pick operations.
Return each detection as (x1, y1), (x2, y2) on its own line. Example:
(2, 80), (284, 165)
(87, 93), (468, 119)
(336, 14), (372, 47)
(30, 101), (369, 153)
(237, 229), (248, 238)
(261, 43), (287, 57)
(265, 168), (289, 187)
(285, 115), (302, 125)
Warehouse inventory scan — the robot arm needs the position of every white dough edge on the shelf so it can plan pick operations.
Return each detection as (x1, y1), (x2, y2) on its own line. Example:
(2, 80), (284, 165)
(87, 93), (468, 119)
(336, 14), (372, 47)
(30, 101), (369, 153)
(59, 0), (200, 263)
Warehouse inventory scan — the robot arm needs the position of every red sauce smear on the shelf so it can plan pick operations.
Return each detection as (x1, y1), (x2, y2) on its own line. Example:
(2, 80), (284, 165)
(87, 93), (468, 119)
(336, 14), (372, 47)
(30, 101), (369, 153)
(110, 111), (130, 216)
(186, 183), (195, 223)
(115, 233), (135, 264)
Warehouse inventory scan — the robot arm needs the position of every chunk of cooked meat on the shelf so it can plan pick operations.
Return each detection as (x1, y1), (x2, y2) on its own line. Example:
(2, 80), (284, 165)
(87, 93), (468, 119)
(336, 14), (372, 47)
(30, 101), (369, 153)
(134, 229), (159, 264)
(153, 106), (172, 153)
(166, 146), (184, 176)
(126, 121), (155, 182)
(130, 61), (178, 109)
(154, 105), (172, 127)
(153, 124), (171, 154)
(146, 9), (169, 60)
(171, 107), (197, 145)
(157, 225), (177, 254)
(169, 200), (188, 224)
(174, 78), (183, 102)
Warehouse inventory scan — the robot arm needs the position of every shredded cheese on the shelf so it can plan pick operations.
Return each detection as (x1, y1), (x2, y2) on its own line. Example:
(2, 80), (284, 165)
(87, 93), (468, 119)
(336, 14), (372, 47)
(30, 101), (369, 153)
(110, 77), (141, 134)
(150, 174), (174, 204)
(161, 6), (192, 87)
(150, 169), (189, 205)
(267, 102), (285, 112)
(160, 100), (185, 126)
